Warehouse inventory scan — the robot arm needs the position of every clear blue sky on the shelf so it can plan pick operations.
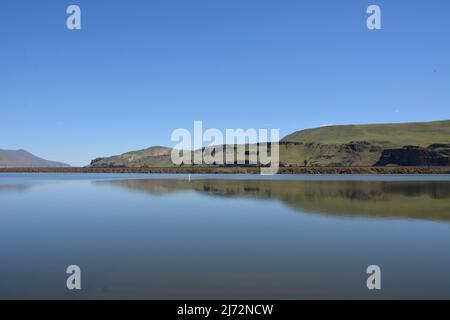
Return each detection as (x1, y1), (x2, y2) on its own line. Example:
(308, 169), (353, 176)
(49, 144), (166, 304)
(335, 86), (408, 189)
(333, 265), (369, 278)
(1, 0), (449, 166)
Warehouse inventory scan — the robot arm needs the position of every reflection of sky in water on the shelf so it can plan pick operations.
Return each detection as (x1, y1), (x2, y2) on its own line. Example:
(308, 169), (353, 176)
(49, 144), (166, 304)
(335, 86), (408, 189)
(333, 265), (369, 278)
(1, 174), (450, 299)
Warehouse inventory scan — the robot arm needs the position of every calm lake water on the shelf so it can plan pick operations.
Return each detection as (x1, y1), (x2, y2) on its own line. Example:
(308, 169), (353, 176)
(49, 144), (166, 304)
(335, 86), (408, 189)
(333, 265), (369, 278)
(1, 173), (450, 299)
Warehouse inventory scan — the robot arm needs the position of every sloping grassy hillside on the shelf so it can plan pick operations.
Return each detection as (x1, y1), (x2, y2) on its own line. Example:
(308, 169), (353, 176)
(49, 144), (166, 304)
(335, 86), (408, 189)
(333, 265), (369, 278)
(279, 142), (382, 167)
(89, 120), (450, 167)
(281, 120), (450, 147)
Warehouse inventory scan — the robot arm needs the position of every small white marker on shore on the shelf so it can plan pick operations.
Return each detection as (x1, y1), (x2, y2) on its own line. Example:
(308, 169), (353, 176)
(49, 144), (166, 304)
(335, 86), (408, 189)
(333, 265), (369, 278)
(188, 174), (191, 182)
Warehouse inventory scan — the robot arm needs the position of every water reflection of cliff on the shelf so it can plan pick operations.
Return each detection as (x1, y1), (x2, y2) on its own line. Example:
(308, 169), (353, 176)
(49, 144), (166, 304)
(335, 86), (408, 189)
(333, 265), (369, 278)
(99, 179), (450, 222)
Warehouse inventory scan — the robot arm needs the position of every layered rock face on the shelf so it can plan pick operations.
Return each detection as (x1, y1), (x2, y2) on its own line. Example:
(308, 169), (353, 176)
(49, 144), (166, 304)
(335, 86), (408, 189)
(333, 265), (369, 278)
(376, 144), (450, 166)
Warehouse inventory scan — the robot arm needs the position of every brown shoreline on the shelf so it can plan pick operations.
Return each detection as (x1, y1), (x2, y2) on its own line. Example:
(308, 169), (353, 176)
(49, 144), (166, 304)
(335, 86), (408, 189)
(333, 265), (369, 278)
(1, 166), (450, 174)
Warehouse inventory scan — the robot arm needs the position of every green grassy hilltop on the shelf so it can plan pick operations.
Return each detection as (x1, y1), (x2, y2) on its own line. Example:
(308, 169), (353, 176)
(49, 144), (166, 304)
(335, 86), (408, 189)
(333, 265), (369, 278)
(282, 120), (450, 147)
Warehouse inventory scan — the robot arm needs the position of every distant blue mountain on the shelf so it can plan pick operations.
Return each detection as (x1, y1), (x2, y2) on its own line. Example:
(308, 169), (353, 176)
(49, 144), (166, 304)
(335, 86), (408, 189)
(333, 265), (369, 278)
(0, 149), (70, 168)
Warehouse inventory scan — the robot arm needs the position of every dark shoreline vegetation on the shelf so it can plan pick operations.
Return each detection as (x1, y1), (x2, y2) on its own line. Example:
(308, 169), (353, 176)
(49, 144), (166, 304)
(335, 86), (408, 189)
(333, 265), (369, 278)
(1, 166), (450, 174)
